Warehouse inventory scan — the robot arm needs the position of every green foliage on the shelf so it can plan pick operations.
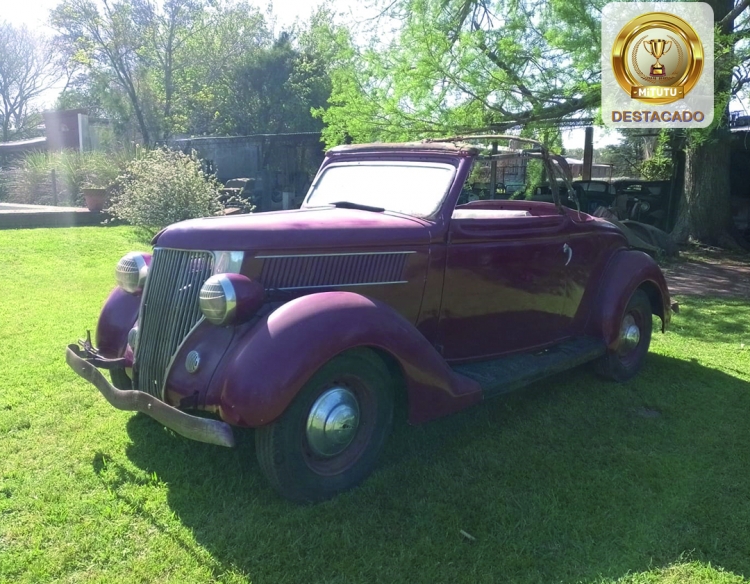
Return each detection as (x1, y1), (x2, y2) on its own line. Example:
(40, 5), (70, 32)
(8, 150), (125, 206)
(597, 138), (643, 178)
(107, 148), (223, 233)
(640, 130), (673, 181)
(0, 169), (9, 201)
(51, 1), (340, 143)
(219, 32), (329, 135)
(317, 0), (604, 146)
(520, 127), (563, 198)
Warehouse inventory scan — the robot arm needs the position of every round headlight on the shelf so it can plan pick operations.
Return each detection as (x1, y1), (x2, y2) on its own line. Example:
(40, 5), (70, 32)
(115, 252), (150, 294)
(199, 273), (264, 326)
(127, 325), (139, 351)
(199, 275), (236, 326)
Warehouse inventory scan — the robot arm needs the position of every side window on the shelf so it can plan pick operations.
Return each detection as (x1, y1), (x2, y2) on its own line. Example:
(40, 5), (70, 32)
(457, 158), (522, 207)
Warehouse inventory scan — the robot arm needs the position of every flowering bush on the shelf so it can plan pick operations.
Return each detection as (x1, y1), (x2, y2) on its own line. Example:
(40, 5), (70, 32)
(107, 148), (223, 232)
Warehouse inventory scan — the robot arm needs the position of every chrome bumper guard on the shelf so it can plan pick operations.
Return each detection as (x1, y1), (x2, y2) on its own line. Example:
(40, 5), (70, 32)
(66, 344), (235, 448)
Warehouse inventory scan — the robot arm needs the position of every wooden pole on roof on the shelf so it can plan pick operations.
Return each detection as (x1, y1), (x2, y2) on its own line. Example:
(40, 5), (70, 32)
(582, 126), (594, 181)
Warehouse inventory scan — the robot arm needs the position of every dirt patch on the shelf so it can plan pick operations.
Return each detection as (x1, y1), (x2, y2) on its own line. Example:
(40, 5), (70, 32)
(663, 256), (750, 298)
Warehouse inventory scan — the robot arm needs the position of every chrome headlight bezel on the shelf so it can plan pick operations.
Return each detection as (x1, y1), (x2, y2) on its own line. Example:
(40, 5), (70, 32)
(199, 273), (265, 327)
(127, 325), (139, 351)
(115, 252), (150, 294)
(199, 274), (238, 326)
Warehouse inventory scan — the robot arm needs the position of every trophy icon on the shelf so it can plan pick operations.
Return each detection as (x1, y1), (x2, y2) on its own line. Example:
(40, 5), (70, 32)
(644, 39), (672, 76)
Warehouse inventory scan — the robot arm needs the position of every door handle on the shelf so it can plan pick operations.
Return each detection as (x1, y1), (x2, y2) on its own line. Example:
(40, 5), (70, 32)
(563, 243), (572, 266)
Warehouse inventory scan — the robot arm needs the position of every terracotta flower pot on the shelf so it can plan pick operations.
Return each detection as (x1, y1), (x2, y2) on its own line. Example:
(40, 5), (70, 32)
(82, 188), (107, 212)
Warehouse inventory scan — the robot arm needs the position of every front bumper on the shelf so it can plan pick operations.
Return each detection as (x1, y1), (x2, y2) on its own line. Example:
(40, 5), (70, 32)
(65, 344), (235, 448)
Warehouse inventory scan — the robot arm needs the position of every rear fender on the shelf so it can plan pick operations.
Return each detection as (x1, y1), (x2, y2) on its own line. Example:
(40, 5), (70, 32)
(585, 250), (671, 349)
(209, 291), (482, 427)
(96, 287), (141, 359)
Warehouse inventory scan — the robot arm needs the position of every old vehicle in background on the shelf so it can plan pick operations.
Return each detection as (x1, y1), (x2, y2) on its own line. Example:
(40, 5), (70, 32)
(67, 136), (673, 502)
(612, 179), (673, 229)
(571, 180), (619, 214)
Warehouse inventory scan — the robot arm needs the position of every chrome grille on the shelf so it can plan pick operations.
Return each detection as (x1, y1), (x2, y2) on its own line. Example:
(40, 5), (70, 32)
(134, 248), (214, 398)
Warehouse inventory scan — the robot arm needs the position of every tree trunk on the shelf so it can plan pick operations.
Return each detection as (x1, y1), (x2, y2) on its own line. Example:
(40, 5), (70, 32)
(671, 123), (733, 244)
(671, 0), (736, 246)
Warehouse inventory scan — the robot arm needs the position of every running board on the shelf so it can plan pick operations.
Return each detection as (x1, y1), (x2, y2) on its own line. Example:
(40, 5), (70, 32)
(450, 337), (607, 399)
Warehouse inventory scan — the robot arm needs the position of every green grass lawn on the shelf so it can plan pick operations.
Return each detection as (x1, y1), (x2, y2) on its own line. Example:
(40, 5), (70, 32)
(1, 226), (749, 584)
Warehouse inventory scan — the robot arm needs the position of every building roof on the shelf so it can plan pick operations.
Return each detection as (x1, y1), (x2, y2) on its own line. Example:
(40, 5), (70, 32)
(0, 136), (47, 154)
(564, 157), (613, 168)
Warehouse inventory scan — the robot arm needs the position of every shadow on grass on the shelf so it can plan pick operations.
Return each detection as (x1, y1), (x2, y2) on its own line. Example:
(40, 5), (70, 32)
(110, 354), (750, 584)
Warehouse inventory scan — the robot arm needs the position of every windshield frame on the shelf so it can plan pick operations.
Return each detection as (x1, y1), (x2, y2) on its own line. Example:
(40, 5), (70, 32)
(301, 159), (459, 219)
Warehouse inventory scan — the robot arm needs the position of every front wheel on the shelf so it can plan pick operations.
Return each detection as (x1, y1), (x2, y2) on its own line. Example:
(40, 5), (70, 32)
(595, 289), (653, 382)
(255, 348), (394, 503)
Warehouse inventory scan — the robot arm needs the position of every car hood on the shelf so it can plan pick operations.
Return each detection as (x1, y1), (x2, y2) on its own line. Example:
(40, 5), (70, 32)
(154, 207), (431, 252)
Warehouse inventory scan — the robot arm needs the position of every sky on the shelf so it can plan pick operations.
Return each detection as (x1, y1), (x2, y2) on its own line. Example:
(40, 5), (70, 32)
(2, 0), (359, 35)
(3, 0), (617, 148)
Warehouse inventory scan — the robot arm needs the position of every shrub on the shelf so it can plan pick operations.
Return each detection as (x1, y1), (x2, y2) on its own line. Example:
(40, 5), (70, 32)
(0, 170), (10, 202)
(7, 152), (54, 205)
(639, 131), (673, 181)
(107, 148), (223, 233)
(7, 150), (125, 206)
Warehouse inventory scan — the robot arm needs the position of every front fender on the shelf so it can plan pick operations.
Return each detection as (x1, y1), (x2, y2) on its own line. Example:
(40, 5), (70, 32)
(96, 287), (141, 359)
(209, 292), (482, 427)
(585, 249), (671, 349)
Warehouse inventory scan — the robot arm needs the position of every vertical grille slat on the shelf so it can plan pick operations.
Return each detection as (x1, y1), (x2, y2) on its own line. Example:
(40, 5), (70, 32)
(176, 252), (201, 347)
(134, 248), (214, 398)
(165, 251), (191, 355)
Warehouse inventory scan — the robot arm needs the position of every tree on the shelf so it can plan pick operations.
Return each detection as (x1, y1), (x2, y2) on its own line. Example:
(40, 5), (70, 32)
(319, 0), (750, 245)
(169, 2), (272, 136)
(51, 0), (251, 144)
(671, 0), (750, 246)
(0, 22), (61, 142)
(319, 0), (604, 145)
(221, 26), (334, 136)
(52, 0), (331, 141)
(52, 0), (154, 144)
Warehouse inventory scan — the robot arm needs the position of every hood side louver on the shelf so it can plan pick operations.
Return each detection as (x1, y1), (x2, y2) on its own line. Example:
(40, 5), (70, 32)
(258, 252), (414, 291)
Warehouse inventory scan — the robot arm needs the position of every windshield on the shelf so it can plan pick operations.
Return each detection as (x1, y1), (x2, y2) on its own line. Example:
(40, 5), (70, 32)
(303, 161), (456, 218)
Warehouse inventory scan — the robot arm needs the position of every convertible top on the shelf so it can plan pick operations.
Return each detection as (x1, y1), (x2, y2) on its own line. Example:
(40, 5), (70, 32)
(327, 142), (480, 156)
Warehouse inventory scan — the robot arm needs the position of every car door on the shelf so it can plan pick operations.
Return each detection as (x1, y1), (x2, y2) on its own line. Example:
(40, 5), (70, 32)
(437, 210), (574, 361)
(561, 215), (629, 332)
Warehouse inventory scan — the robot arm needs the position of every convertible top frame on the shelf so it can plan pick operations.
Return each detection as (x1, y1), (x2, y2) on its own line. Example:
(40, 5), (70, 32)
(424, 134), (579, 214)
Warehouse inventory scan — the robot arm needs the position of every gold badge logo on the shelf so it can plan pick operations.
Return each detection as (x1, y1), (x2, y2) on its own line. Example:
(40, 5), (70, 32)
(612, 12), (704, 105)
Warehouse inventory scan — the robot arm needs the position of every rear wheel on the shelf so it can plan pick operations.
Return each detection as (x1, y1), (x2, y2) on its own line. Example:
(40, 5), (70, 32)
(255, 348), (394, 503)
(595, 289), (653, 382)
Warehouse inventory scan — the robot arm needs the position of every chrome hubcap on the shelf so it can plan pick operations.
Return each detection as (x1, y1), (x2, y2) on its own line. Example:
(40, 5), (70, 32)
(306, 387), (360, 457)
(619, 314), (641, 354)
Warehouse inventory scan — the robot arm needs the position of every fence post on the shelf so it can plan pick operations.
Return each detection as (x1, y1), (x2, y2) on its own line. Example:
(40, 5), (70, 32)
(489, 141), (498, 199)
(51, 169), (58, 206)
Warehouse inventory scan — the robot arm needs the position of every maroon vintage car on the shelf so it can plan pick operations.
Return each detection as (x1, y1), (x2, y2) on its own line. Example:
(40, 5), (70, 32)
(67, 139), (673, 502)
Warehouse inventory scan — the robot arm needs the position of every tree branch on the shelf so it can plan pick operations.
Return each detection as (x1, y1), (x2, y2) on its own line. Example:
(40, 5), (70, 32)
(476, 38), (540, 105)
(720, 0), (750, 28)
